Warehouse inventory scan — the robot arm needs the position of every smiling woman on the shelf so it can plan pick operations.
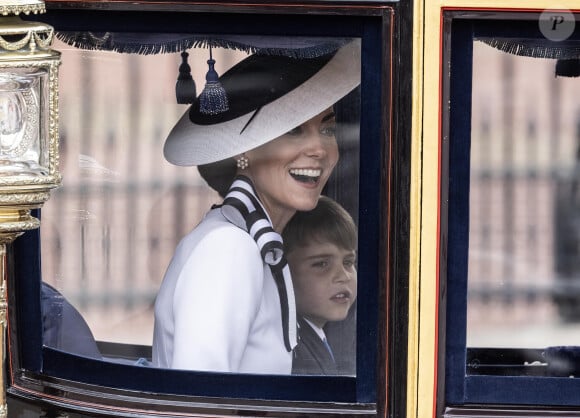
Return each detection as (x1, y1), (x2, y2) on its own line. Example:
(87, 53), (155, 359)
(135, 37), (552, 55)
(152, 39), (361, 374)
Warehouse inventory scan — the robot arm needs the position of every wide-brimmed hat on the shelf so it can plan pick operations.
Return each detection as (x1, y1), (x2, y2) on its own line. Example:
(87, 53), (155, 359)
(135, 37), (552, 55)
(163, 39), (361, 172)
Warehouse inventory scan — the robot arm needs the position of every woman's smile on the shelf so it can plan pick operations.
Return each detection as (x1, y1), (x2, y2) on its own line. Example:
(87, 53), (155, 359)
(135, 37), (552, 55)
(289, 167), (322, 186)
(289, 168), (322, 183)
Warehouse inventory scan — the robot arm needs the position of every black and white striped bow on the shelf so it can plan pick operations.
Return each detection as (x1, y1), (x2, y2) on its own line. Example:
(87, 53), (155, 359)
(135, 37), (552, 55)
(221, 175), (297, 352)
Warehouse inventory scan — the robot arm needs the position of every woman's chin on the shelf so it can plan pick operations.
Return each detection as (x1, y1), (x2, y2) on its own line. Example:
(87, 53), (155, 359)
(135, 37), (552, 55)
(292, 198), (320, 212)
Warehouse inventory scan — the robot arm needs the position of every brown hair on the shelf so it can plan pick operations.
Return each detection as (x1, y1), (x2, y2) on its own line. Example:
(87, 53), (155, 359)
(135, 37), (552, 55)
(283, 195), (357, 255)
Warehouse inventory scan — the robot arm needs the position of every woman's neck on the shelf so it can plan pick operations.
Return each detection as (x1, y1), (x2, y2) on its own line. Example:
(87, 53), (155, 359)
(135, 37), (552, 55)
(254, 193), (295, 233)
(268, 210), (295, 233)
(232, 173), (295, 233)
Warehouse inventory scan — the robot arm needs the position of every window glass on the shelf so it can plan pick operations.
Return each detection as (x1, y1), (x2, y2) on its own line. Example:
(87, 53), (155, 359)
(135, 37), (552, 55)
(39, 35), (361, 377)
(445, 14), (580, 407)
(466, 33), (580, 378)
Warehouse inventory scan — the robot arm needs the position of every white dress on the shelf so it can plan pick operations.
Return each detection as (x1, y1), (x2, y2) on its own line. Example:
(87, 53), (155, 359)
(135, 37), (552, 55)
(152, 208), (292, 374)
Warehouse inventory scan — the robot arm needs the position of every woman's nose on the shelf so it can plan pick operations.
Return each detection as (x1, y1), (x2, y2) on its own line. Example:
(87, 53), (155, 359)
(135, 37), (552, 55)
(304, 132), (328, 158)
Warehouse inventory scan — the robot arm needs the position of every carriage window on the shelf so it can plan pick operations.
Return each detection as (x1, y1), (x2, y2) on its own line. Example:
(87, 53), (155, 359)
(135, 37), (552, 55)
(468, 38), (580, 358)
(6, 4), (390, 412)
(445, 12), (580, 407)
(39, 34), (361, 376)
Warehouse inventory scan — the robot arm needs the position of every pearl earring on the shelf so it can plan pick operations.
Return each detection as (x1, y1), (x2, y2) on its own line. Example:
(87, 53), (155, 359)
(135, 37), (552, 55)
(236, 155), (249, 169)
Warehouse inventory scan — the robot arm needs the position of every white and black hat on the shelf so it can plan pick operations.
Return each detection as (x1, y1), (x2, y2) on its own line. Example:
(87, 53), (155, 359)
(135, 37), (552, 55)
(163, 39), (361, 193)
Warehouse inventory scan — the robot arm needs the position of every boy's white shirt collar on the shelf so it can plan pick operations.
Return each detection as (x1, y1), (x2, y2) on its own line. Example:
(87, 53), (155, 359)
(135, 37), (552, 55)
(303, 318), (327, 341)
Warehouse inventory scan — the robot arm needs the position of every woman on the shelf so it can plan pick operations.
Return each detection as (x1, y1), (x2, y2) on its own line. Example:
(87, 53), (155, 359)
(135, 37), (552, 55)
(152, 39), (360, 374)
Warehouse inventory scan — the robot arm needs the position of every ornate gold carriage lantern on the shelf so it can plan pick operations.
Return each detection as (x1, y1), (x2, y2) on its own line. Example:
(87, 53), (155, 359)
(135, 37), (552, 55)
(0, 0), (60, 416)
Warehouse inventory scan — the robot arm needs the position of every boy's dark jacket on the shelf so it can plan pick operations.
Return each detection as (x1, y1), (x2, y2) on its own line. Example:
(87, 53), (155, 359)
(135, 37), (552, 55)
(292, 317), (338, 375)
(292, 303), (357, 376)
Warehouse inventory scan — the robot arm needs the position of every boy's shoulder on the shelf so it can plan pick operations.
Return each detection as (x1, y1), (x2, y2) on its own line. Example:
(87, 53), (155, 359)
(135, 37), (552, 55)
(293, 317), (338, 375)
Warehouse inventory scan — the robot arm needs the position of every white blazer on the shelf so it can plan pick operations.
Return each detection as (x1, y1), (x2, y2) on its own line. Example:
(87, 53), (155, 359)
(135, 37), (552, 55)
(152, 208), (292, 374)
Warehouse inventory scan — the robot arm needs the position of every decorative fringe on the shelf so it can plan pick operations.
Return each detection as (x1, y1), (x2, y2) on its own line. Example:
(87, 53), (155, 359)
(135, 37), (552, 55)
(479, 39), (580, 78)
(189, 37), (348, 58)
(199, 47), (229, 115)
(56, 32), (202, 56)
(175, 51), (197, 104)
(56, 32), (351, 58)
(480, 38), (580, 60)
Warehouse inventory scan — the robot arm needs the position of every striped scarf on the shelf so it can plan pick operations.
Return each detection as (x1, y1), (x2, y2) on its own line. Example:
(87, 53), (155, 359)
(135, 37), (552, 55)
(220, 175), (297, 352)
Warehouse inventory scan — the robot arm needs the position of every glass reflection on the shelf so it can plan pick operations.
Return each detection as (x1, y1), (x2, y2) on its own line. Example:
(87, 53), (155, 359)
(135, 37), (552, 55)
(40, 35), (360, 376)
(467, 37), (580, 376)
(0, 70), (47, 175)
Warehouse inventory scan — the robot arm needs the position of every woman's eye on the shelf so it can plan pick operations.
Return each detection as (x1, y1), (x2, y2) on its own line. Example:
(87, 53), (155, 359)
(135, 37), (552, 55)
(320, 125), (336, 136)
(284, 126), (302, 136)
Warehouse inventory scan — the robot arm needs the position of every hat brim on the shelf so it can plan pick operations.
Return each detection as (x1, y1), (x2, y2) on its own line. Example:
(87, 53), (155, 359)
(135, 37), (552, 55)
(163, 39), (361, 167)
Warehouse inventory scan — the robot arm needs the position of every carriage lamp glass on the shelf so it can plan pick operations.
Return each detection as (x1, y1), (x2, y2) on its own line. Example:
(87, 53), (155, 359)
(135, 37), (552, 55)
(0, 70), (48, 176)
(0, 5), (61, 210)
(0, 19), (60, 193)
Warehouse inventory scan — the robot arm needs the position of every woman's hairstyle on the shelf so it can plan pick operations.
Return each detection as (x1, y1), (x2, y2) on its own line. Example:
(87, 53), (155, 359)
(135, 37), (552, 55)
(283, 195), (357, 254)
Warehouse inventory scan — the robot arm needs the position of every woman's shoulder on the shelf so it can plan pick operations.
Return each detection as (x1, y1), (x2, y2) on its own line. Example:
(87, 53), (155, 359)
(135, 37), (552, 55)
(177, 208), (258, 254)
(167, 208), (266, 290)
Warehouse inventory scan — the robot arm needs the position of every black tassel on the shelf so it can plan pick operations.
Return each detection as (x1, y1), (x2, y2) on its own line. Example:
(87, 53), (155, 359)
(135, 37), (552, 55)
(176, 51), (197, 104)
(556, 59), (580, 78)
(199, 46), (229, 115)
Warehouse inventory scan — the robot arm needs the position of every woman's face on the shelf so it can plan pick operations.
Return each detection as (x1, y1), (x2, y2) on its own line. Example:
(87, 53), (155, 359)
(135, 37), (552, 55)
(244, 108), (339, 229)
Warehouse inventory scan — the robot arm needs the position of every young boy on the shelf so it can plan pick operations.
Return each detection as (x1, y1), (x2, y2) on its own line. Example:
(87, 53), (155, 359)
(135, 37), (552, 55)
(283, 195), (357, 375)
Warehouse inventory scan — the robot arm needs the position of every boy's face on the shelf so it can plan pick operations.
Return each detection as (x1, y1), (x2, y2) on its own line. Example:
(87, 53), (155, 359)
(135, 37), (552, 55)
(287, 240), (357, 328)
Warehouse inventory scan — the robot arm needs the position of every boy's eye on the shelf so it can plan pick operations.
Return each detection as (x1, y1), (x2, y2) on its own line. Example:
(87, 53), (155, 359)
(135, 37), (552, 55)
(343, 258), (356, 269)
(311, 260), (329, 269)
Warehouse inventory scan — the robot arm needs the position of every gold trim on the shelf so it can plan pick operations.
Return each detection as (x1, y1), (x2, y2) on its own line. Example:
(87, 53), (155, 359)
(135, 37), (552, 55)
(0, 210), (39, 416)
(0, 0), (45, 17)
(0, 16), (54, 52)
(416, 0), (442, 415)
(0, 191), (52, 206)
(408, 0), (442, 415)
(0, 218), (39, 234)
(0, 281), (5, 418)
(0, 6), (61, 416)
(0, 245), (5, 418)
(408, 1), (580, 417)
(0, 57), (61, 186)
(0, 176), (61, 188)
(0, 208), (29, 221)
(406, 0), (425, 414)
